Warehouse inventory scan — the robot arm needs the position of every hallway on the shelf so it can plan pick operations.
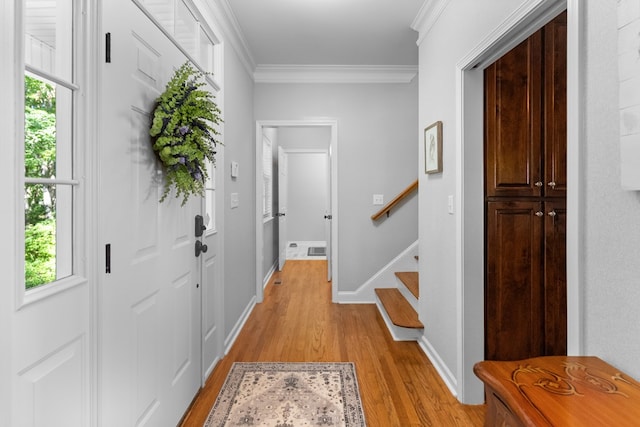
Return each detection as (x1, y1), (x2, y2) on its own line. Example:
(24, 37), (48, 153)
(181, 260), (485, 426)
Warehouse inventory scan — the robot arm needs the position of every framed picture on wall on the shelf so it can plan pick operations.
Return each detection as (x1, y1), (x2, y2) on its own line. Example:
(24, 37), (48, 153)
(424, 121), (443, 174)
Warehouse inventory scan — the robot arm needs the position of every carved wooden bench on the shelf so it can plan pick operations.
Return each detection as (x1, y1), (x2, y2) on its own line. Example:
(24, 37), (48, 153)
(474, 356), (640, 426)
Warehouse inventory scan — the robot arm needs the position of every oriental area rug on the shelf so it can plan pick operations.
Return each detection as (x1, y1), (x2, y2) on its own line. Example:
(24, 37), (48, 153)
(204, 362), (366, 427)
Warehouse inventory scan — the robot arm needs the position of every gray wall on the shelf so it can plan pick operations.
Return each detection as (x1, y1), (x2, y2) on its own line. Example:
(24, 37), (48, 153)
(255, 81), (419, 293)
(279, 126), (331, 150)
(285, 151), (329, 242)
(279, 126), (331, 243)
(222, 43), (256, 338)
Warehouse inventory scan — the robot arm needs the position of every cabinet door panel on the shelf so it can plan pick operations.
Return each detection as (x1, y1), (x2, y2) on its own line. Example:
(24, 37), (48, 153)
(544, 11), (568, 197)
(544, 200), (567, 355)
(485, 33), (543, 197)
(486, 201), (545, 361)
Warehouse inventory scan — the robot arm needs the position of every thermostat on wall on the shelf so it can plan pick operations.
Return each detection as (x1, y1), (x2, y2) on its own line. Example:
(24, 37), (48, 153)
(231, 161), (239, 178)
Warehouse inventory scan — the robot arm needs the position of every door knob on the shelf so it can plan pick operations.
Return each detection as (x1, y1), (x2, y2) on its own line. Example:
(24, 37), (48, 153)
(195, 240), (208, 257)
(324, 214), (332, 220)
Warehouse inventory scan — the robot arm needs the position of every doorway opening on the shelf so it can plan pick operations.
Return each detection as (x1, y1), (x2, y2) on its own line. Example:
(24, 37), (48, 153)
(455, 1), (583, 404)
(255, 120), (338, 304)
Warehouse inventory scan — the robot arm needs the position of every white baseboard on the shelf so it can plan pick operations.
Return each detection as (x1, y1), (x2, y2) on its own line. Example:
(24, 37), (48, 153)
(203, 355), (221, 380)
(263, 261), (278, 289)
(224, 295), (256, 354)
(418, 334), (458, 398)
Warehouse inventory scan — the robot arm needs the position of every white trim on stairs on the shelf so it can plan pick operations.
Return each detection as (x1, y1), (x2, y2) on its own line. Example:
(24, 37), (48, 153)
(336, 240), (418, 303)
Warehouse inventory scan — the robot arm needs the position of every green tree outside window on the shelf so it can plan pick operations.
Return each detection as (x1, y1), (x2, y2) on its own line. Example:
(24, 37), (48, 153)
(24, 75), (57, 288)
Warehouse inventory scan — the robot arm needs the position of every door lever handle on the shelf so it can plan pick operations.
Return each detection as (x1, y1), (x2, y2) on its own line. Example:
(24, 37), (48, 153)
(195, 240), (208, 257)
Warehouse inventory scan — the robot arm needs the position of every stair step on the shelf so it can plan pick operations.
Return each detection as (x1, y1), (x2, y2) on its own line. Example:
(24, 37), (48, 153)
(395, 272), (419, 299)
(375, 288), (423, 329)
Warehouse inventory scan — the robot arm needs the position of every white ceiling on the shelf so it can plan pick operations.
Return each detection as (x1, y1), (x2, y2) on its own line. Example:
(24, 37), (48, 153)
(225, 0), (424, 67)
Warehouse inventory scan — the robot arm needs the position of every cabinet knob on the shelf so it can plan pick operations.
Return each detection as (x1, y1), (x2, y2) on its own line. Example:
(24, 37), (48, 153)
(548, 181), (556, 189)
(548, 211), (557, 217)
(534, 181), (543, 187)
(535, 211), (544, 217)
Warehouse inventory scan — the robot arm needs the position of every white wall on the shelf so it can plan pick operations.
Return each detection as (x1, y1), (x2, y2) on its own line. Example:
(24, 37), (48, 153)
(255, 81), (419, 293)
(417, 0), (640, 405)
(583, 0), (640, 378)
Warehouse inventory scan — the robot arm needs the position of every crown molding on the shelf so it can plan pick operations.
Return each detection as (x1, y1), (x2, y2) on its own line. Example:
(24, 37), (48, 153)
(411, 0), (451, 46)
(195, 0), (256, 76)
(253, 64), (418, 84)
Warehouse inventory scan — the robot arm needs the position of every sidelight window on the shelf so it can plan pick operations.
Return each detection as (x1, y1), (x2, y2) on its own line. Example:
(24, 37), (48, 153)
(23, 0), (77, 290)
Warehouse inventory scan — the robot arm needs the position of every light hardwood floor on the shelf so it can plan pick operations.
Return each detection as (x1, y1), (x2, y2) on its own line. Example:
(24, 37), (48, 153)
(180, 260), (485, 426)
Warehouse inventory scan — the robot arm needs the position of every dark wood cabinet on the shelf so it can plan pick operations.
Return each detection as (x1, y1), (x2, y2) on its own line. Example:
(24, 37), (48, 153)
(543, 199), (566, 356)
(544, 16), (568, 198)
(486, 201), (545, 361)
(485, 200), (566, 361)
(485, 11), (567, 361)
(485, 13), (567, 199)
(485, 31), (543, 198)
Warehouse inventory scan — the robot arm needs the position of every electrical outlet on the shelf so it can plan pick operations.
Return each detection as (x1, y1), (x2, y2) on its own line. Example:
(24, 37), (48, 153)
(373, 194), (384, 205)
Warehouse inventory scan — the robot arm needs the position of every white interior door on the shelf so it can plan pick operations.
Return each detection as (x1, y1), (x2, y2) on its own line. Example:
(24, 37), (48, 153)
(100, 2), (201, 425)
(325, 151), (332, 281)
(278, 146), (289, 270)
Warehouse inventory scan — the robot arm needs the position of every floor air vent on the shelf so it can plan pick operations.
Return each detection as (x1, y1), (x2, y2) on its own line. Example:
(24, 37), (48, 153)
(307, 247), (326, 256)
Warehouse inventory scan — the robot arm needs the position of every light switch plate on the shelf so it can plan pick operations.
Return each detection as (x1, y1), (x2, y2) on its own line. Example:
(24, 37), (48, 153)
(230, 193), (239, 209)
(231, 161), (239, 178)
(448, 195), (454, 214)
(373, 194), (384, 205)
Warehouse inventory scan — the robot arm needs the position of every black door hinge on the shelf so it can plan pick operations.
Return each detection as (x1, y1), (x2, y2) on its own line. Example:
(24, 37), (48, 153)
(105, 33), (111, 63)
(105, 244), (111, 274)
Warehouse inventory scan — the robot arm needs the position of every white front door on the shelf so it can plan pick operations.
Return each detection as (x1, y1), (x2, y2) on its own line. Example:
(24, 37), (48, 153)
(100, 1), (202, 425)
(278, 146), (289, 270)
(202, 163), (223, 380)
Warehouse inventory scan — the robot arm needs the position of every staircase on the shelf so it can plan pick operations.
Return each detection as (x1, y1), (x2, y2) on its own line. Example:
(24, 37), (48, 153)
(369, 181), (421, 341)
(374, 262), (423, 341)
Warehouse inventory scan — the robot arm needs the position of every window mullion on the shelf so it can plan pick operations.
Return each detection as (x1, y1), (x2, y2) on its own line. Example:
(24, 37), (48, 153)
(25, 65), (79, 91)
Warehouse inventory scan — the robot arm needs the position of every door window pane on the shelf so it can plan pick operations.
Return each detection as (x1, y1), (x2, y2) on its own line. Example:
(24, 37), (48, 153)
(25, 0), (73, 80)
(24, 183), (73, 288)
(175, 0), (197, 58)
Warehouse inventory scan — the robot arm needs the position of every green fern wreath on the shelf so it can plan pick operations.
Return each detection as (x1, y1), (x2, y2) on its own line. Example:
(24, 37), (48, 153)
(150, 61), (222, 205)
